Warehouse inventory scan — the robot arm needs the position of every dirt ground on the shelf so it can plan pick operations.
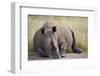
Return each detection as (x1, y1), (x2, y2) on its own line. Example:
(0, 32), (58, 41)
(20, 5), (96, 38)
(28, 52), (88, 60)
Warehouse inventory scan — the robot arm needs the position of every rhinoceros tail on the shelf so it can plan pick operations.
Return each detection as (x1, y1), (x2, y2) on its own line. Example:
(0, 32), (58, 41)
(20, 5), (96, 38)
(70, 29), (82, 53)
(70, 29), (77, 51)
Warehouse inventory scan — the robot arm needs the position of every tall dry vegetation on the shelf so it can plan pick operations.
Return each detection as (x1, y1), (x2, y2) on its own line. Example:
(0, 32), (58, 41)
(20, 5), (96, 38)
(28, 16), (88, 53)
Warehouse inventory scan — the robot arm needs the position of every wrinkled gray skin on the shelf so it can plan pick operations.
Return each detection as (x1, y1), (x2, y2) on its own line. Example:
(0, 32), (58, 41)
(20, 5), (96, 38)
(33, 21), (82, 59)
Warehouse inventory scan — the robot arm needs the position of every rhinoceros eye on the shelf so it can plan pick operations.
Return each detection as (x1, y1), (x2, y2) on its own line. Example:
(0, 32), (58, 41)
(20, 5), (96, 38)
(52, 26), (56, 33)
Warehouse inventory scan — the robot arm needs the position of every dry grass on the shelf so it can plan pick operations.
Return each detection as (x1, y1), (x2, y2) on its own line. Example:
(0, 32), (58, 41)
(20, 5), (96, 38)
(28, 15), (88, 53)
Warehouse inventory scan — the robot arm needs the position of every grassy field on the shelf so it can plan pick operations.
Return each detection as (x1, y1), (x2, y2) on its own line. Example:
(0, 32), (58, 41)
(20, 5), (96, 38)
(28, 15), (88, 53)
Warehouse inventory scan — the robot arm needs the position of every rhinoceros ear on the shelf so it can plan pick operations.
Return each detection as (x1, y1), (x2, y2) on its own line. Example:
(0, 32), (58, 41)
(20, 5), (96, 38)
(41, 28), (45, 34)
(52, 26), (56, 33)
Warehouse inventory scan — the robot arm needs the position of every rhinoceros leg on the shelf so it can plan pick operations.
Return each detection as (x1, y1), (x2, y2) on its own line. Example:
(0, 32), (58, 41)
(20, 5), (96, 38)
(59, 42), (66, 57)
(48, 46), (61, 59)
(71, 29), (83, 53)
(37, 48), (48, 57)
(59, 49), (66, 58)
